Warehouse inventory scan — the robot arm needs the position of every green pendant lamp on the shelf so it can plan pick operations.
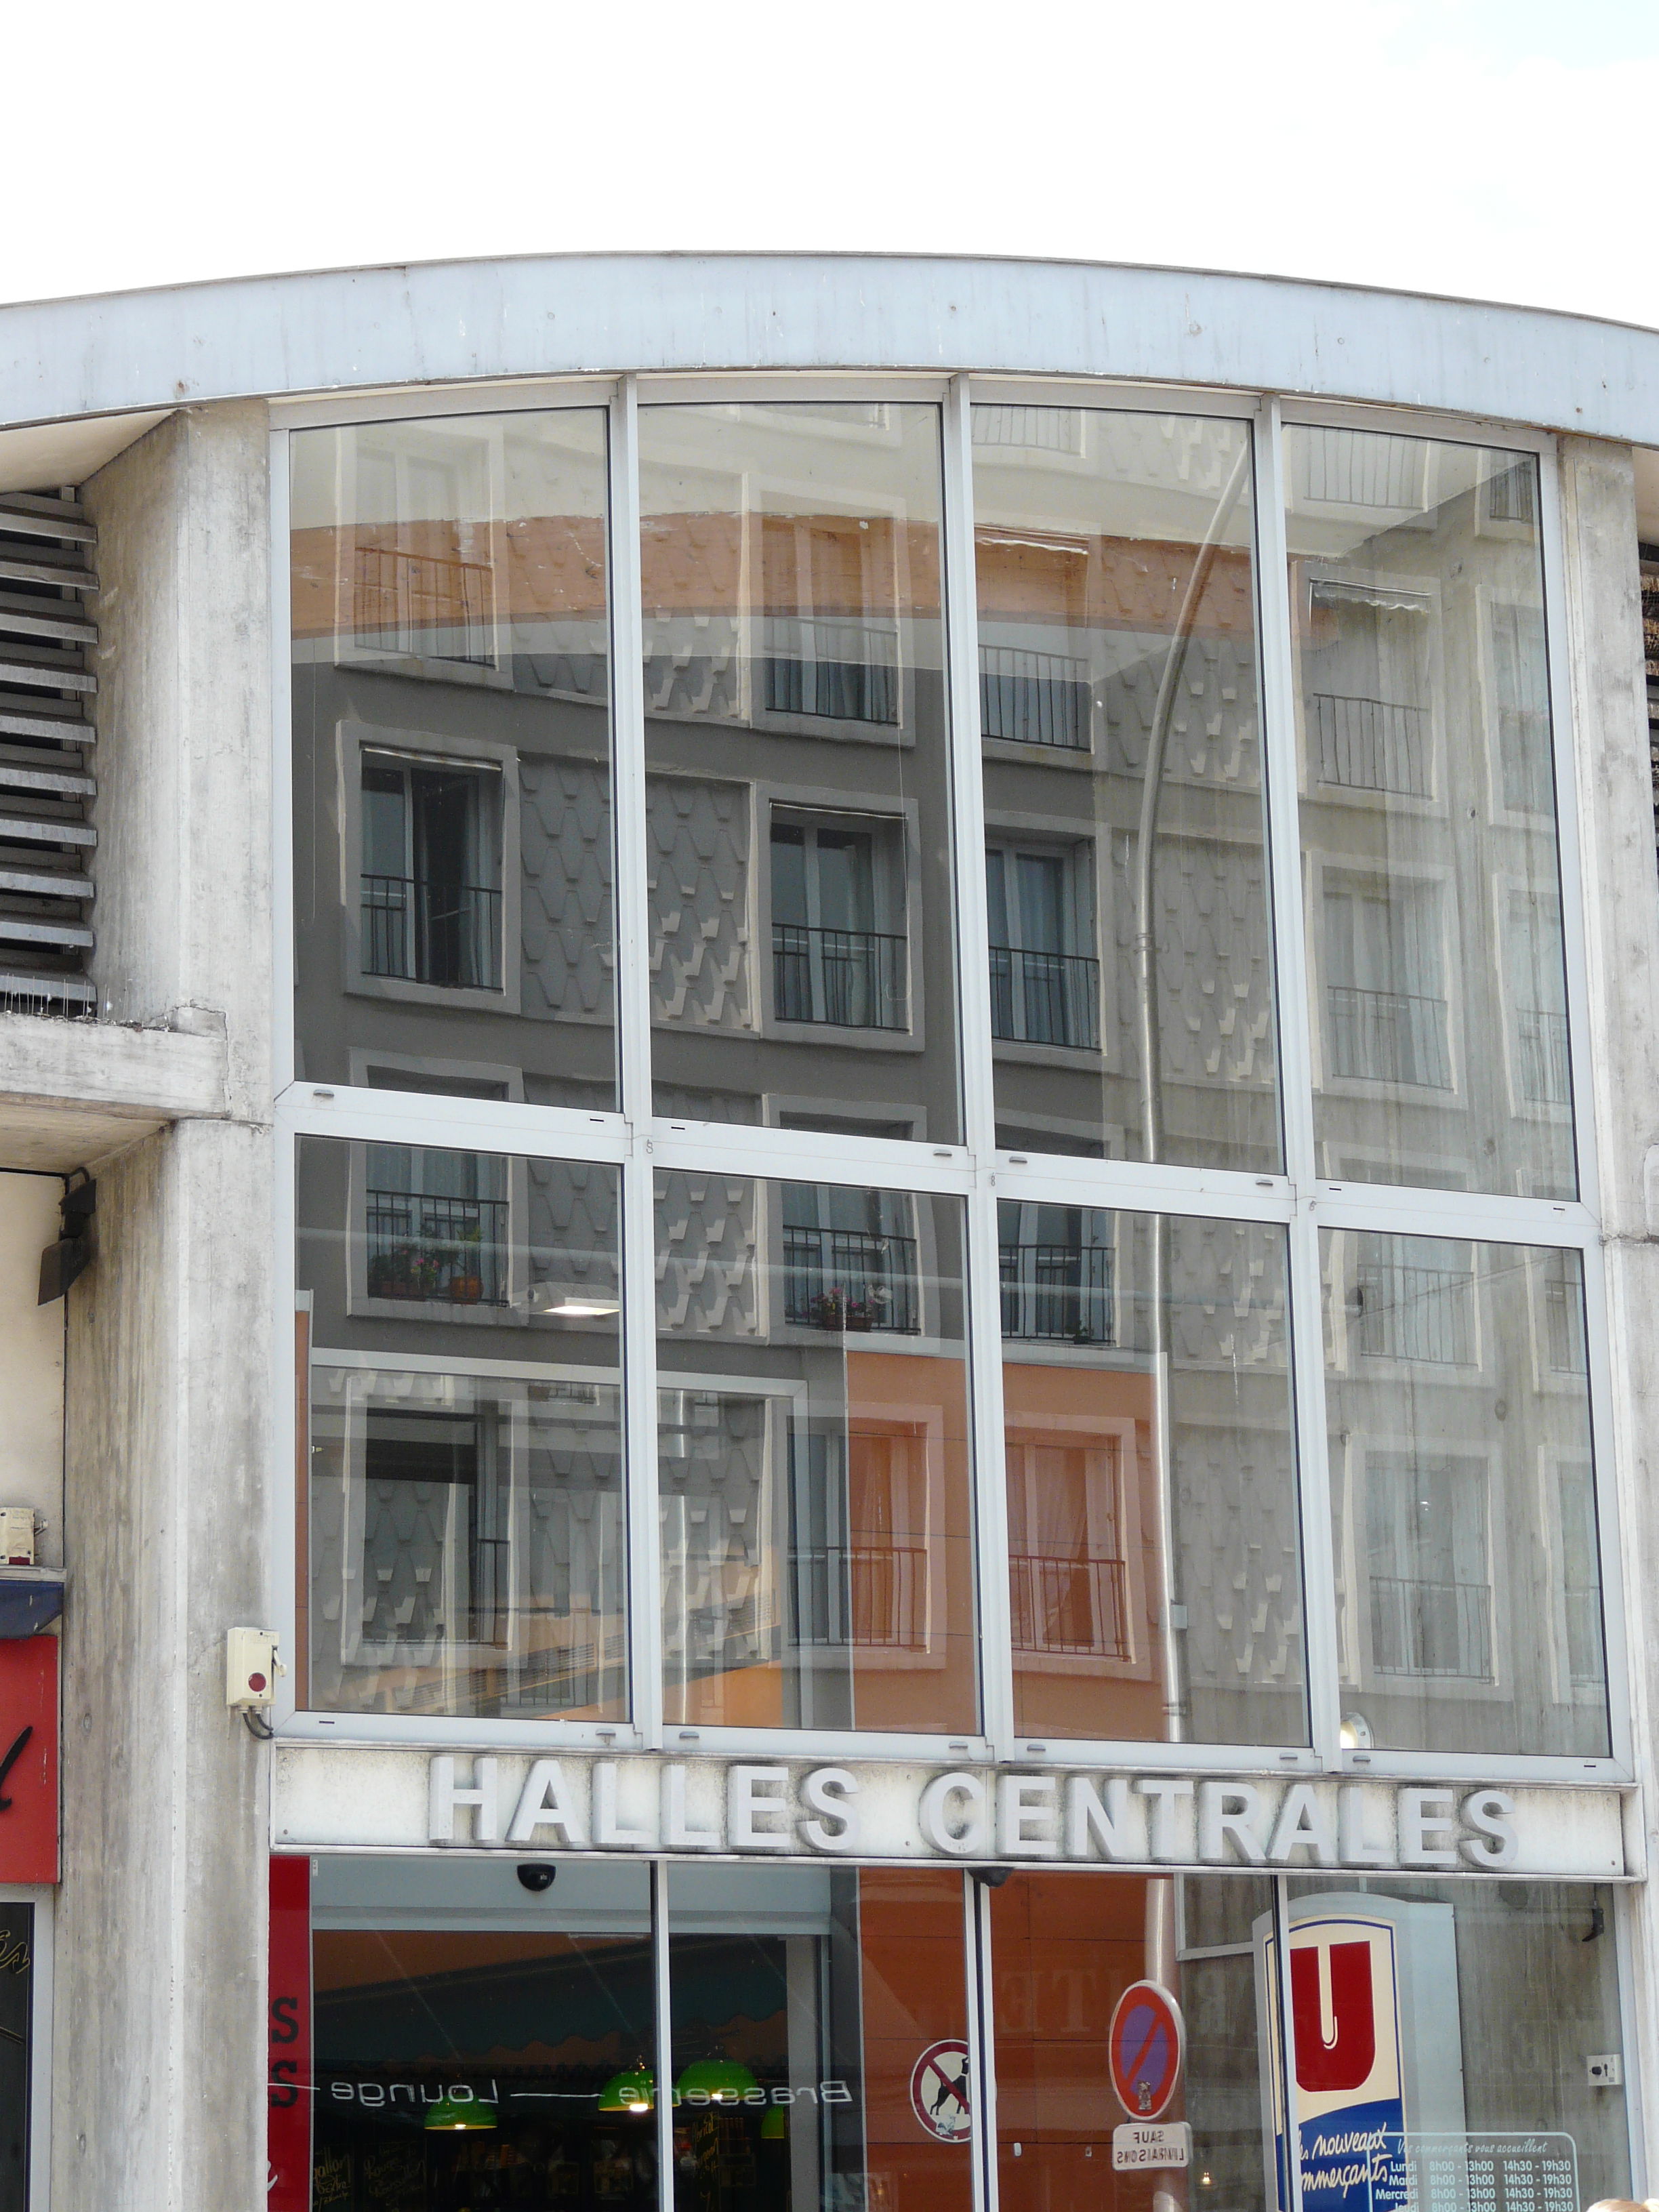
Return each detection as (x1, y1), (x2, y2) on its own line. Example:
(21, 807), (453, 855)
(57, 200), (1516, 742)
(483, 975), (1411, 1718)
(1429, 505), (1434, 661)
(425, 2091), (497, 2131)
(674, 2057), (760, 2105)
(598, 2065), (657, 2114)
(760, 2104), (787, 2140)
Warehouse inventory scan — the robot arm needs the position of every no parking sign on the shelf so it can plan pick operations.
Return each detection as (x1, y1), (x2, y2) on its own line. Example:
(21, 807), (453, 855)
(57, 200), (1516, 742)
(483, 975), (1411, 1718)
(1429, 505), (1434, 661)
(1109, 1981), (1185, 2120)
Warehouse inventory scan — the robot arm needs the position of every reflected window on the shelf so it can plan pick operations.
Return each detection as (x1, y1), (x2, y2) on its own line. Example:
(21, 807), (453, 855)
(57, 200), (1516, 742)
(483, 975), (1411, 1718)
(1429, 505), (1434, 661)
(985, 842), (1098, 1050)
(656, 1171), (975, 1733)
(361, 753), (502, 992)
(1325, 1229), (1607, 1755)
(363, 1145), (509, 1307)
(771, 815), (907, 1032)
(1323, 876), (1451, 1091)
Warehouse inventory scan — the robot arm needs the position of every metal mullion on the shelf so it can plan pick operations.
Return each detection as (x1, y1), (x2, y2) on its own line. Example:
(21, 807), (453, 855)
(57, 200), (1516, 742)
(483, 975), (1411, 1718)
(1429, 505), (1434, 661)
(1273, 1875), (1307, 2212)
(991, 1156), (1296, 1226)
(1536, 435), (1602, 1221)
(269, 376), (619, 432)
(270, 422), (298, 1099)
(945, 375), (1015, 1757)
(636, 372), (951, 407)
(1256, 398), (1342, 1773)
(272, 1124), (302, 1728)
(645, 1122), (973, 1195)
(276, 1088), (630, 1162)
(1305, 1185), (1597, 1248)
(967, 373), (1259, 422)
(610, 376), (667, 1752)
(966, 1872), (998, 2212)
(1578, 1208), (1635, 1776)
(653, 1860), (674, 2212)
(609, 375), (653, 1126)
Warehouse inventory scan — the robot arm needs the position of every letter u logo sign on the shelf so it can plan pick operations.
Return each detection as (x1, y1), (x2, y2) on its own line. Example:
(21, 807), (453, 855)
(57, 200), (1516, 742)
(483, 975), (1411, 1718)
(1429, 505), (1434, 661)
(1290, 1940), (1376, 2093)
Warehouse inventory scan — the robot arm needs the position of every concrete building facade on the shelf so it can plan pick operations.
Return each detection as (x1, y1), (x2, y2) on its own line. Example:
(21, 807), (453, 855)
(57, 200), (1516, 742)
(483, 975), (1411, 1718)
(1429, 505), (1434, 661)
(0, 254), (1655, 2212)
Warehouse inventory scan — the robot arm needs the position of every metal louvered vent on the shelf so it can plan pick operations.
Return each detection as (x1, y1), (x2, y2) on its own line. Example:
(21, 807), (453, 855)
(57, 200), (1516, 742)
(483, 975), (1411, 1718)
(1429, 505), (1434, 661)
(0, 492), (96, 1013)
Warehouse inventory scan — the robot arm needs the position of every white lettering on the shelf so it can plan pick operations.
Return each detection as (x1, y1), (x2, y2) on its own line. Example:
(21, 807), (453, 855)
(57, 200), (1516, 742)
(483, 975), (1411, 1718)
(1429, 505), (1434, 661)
(999, 1774), (1059, 1858)
(593, 1761), (653, 1849)
(727, 1765), (791, 1849)
(1269, 1782), (1337, 1866)
(1197, 1782), (1267, 1864)
(1065, 1775), (1134, 1860)
(1336, 1784), (1392, 1867)
(428, 1755), (499, 1843)
(800, 1767), (860, 1853)
(662, 1765), (720, 1850)
(508, 1760), (585, 1847)
(1135, 1778), (1195, 1860)
(1398, 1786), (1458, 1868)
(919, 1771), (989, 1856)
(1460, 1788), (1518, 1869)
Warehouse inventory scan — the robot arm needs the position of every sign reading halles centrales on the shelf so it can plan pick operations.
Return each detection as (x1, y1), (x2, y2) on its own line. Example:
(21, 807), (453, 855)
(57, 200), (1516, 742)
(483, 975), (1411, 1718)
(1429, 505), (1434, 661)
(272, 1747), (1635, 1879)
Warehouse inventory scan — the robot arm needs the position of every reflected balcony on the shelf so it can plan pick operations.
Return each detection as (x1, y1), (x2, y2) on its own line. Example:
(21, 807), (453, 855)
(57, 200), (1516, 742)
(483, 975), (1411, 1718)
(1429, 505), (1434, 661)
(1354, 1258), (1474, 1364)
(773, 922), (907, 1030)
(1010, 1554), (1129, 1658)
(792, 1542), (928, 1651)
(1328, 984), (1452, 1089)
(979, 644), (1091, 751)
(362, 874), (502, 990)
(1000, 1242), (1112, 1344)
(764, 618), (898, 724)
(1309, 693), (1430, 796)
(782, 1226), (920, 1334)
(352, 543), (494, 665)
(365, 1190), (510, 1306)
(1369, 1574), (1493, 1681)
(989, 945), (1100, 1050)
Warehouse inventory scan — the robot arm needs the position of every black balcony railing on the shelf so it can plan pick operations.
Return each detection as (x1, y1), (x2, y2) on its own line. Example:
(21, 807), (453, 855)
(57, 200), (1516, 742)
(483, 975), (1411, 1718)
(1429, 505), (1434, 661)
(783, 1226), (920, 1334)
(1309, 693), (1431, 796)
(1010, 1554), (1129, 1658)
(1328, 985), (1452, 1089)
(979, 644), (1091, 750)
(365, 1190), (510, 1306)
(362, 874), (502, 990)
(773, 922), (907, 1030)
(1354, 1260), (1474, 1365)
(764, 619), (898, 724)
(989, 944), (1101, 1050)
(1516, 1006), (1570, 1105)
(1000, 1243), (1112, 1344)
(353, 544), (494, 665)
(1370, 1574), (1492, 1679)
(792, 1542), (928, 1650)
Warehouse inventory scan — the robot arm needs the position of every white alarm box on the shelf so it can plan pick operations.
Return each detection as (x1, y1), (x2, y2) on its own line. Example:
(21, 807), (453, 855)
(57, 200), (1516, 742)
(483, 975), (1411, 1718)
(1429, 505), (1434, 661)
(0, 1509), (37, 1568)
(226, 1627), (284, 1708)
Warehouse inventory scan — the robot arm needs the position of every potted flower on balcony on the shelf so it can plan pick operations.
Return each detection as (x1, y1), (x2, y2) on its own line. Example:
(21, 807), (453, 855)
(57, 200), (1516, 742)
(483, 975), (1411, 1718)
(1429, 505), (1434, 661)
(809, 1289), (846, 1332)
(449, 1223), (485, 1305)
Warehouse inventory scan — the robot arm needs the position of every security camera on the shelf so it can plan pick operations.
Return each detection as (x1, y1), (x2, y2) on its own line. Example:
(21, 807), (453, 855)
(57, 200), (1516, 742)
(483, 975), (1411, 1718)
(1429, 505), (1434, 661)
(516, 1863), (558, 1893)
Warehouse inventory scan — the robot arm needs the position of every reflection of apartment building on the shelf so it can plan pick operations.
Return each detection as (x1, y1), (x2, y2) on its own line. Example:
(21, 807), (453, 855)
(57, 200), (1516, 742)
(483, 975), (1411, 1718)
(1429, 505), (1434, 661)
(2, 257), (1656, 2212)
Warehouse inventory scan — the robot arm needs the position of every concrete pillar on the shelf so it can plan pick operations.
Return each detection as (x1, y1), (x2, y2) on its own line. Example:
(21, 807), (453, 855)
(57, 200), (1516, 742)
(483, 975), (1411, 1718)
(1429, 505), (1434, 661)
(54, 403), (274, 2212)
(1557, 434), (1659, 2182)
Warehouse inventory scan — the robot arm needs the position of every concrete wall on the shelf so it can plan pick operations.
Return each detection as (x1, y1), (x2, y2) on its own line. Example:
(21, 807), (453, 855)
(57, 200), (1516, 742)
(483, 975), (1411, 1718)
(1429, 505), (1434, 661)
(1557, 435), (1659, 2177)
(54, 403), (274, 2212)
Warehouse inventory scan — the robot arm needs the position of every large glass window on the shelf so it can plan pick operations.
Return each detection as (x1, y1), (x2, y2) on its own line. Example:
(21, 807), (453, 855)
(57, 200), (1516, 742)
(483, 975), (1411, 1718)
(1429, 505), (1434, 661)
(297, 1134), (625, 1721)
(972, 405), (1276, 1168)
(639, 403), (960, 1143)
(1285, 428), (1574, 1197)
(1322, 1230), (1607, 1757)
(291, 407), (617, 1107)
(1002, 1208), (1305, 1748)
(655, 1172), (975, 1734)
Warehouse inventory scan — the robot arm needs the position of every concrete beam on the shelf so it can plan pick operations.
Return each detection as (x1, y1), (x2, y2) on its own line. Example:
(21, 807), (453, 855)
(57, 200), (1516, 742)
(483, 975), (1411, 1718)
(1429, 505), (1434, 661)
(0, 1009), (228, 1171)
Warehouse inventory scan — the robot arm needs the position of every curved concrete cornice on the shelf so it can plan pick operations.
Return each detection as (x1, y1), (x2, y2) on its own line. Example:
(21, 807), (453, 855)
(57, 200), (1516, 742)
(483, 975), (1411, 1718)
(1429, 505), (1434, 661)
(1, 251), (1656, 445)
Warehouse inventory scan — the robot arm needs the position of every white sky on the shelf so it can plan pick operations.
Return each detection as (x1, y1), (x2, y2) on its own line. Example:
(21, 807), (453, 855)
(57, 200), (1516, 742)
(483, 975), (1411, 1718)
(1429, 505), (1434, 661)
(4, 0), (1652, 326)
